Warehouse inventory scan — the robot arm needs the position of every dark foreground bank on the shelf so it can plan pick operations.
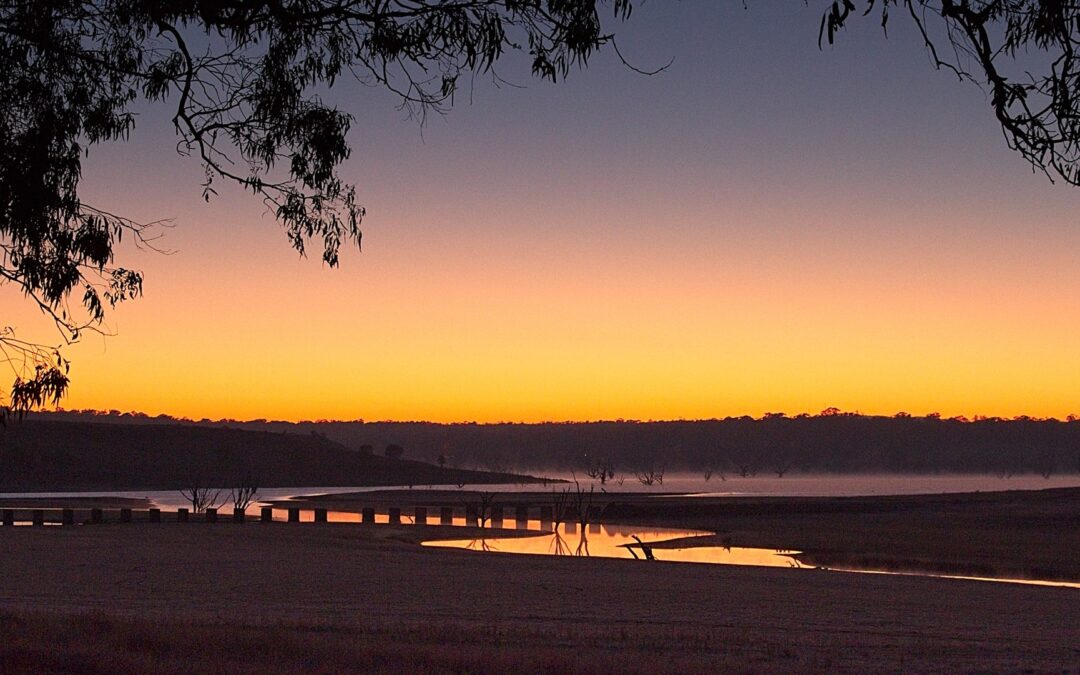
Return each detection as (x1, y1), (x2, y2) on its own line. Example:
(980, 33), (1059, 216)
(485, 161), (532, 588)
(0, 524), (1075, 673)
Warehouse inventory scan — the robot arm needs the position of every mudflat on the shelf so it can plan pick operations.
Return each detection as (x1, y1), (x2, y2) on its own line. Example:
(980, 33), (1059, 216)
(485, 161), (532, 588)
(0, 524), (1076, 673)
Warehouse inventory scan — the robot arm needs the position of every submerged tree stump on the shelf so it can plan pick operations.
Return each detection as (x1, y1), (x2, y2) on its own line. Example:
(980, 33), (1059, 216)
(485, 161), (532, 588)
(388, 507), (401, 525)
(260, 507), (273, 523)
(314, 508), (328, 523)
(362, 507), (375, 524)
(440, 506), (453, 525)
(414, 507), (427, 525)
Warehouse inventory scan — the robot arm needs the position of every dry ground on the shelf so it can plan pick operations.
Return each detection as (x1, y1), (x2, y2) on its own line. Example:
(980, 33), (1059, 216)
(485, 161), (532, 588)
(0, 523), (1077, 673)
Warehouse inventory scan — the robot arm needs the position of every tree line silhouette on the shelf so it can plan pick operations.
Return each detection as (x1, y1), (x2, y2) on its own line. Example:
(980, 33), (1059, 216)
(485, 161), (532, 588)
(25, 409), (1080, 477)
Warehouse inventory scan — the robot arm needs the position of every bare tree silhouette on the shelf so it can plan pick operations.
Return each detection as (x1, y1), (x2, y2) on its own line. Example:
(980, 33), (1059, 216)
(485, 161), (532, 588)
(634, 464), (665, 486)
(180, 476), (222, 513)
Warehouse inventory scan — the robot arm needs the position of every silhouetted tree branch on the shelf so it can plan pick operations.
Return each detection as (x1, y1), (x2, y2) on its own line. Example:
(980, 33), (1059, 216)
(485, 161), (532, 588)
(8, 0), (1080, 421)
(0, 0), (635, 416)
(825, 1), (1080, 187)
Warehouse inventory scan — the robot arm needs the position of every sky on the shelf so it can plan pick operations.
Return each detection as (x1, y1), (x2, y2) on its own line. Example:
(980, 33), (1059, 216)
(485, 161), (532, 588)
(6, 2), (1080, 422)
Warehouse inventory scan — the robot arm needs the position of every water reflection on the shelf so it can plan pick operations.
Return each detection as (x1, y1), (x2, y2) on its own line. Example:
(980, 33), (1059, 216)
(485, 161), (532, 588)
(423, 525), (1080, 588)
(423, 524), (802, 568)
(835, 567), (1080, 589)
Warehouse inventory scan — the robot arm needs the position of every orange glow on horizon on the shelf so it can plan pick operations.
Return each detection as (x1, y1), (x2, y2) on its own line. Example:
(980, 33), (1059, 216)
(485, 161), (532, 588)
(6, 81), (1080, 425)
(8, 191), (1080, 425)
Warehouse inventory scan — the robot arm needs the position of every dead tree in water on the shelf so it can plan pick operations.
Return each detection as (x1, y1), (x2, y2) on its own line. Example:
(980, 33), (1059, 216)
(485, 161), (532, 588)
(584, 458), (616, 485)
(736, 461), (759, 478)
(181, 478), (223, 513)
(627, 535), (655, 561)
(229, 475), (260, 514)
(568, 483), (596, 530)
(548, 487), (571, 531)
(634, 464), (665, 486)
(473, 492), (499, 528)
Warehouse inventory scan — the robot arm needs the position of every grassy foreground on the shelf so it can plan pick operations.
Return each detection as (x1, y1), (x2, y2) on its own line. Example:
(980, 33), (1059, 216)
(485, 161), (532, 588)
(0, 611), (736, 675)
(0, 523), (1077, 673)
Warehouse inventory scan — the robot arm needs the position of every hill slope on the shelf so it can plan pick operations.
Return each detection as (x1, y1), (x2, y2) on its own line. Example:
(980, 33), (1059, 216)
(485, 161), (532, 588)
(0, 420), (537, 491)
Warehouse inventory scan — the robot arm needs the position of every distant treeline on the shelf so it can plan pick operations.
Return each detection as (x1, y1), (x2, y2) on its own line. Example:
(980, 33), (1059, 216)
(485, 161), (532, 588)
(0, 420), (532, 491)
(22, 410), (1080, 476)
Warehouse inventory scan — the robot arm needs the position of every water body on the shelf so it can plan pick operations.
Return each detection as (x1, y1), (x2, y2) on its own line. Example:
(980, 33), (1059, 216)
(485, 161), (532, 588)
(5, 473), (1080, 509)
(543, 473), (1080, 497)
(424, 524), (1080, 590)
(424, 523), (802, 568)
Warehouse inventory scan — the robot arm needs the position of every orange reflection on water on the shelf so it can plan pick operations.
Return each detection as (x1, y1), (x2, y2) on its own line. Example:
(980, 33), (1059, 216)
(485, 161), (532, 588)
(423, 524), (802, 568)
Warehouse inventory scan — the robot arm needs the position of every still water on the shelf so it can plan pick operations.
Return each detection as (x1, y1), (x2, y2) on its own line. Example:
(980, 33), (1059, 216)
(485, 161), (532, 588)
(5, 473), (1080, 510)
(423, 524), (1080, 589)
(424, 523), (802, 567)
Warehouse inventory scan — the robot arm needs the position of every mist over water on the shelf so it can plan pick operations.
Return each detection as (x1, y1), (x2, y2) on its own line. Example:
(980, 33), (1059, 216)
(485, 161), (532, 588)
(533, 472), (1080, 497)
(6, 473), (1078, 511)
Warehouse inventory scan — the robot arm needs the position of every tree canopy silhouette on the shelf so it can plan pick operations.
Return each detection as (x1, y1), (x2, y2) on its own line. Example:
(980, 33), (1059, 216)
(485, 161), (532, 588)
(0, 0), (633, 419)
(825, 1), (1080, 185)
(5, 0), (1080, 419)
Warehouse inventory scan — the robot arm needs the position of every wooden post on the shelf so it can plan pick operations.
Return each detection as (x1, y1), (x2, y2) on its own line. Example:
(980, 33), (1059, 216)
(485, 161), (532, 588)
(261, 507), (273, 523)
(233, 509), (245, 524)
(515, 505), (529, 529)
(32, 509), (44, 526)
(490, 506), (504, 528)
(91, 508), (103, 524)
(149, 508), (161, 523)
(288, 507), (300, 523)
(361, 507), (375, 524)
(388, 507), (401, 525)
(414, 507), (427, 525)
(205, 507), (217, 523)
(62, 508), (75, 525)
(539, 506), (553, 524)
(177, 508), (189, 523)
(465, 505), (478, 526)
(120, 508), (132, 523)
(440, 506), (453, 525)
(314, 508), (328, 523)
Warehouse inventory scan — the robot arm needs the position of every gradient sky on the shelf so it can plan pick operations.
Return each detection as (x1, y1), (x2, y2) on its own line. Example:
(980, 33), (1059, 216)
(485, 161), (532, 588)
(6, 3), (1080, 422)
